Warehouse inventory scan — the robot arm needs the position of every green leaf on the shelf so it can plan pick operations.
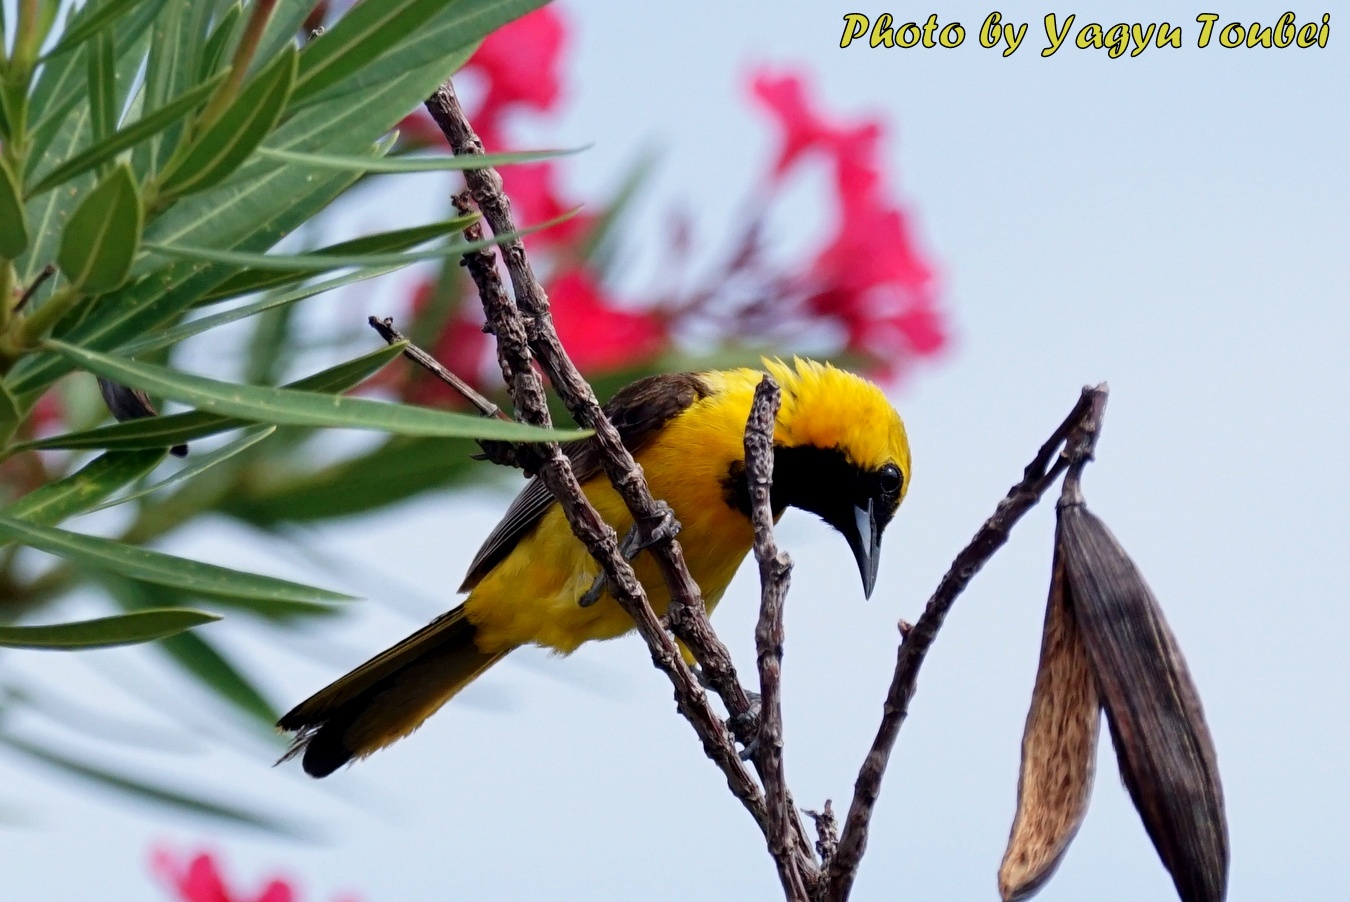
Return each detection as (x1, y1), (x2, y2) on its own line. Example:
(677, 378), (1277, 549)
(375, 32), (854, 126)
(198, 2), (241, 79)
(225, 435), (477, 524)
(157, 43), (297, 197)
(193, 216), (476, 305)
(87, 27), (119, 145)
(7, 1), (484, 398)
(0, 382), (22, 448)
(3, 450), (166, 525)
(0, 157), (27, 259)
(249, 0), (310, 78)
(57, 163), (144, 293)
(0, 731), (300, 834)
(254, 145), (577, 172)
(48, 340), (590, 441)
(28, 74), (225, 197)
(86, 426), (273, 513)
(17, 343), (407, 452)
(40, 0), (155, 60)
(159, 629), (278, 724)
(0, 514), (354, 604)
(141, 211), (574, 272)
(292, 0), (447, 104)
(0, 609), (219, 649)
(126, 265), (403, 354)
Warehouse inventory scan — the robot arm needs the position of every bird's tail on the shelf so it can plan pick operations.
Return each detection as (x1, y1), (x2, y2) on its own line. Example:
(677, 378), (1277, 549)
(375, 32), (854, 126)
(278, 604), (508, 777)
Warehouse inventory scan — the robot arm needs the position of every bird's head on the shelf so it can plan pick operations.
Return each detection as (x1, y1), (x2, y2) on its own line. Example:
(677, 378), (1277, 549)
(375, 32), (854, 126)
(728, 358), (911, 599)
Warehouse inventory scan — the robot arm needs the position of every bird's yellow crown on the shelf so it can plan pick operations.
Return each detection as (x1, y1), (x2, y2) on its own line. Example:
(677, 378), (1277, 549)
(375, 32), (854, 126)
(762, 357), (911, 494)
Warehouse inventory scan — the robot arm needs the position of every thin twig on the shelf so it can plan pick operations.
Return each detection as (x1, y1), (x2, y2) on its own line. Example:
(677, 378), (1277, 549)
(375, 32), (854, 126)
(744, 376), (810, 901)
(13, 264), (55, 314)
(823, 384), (1110, 901)
(424, 79), (777, 839)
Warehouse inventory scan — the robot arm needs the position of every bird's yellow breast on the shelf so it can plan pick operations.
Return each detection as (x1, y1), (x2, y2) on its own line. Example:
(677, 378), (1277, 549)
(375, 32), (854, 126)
(463, 369), (766, 654)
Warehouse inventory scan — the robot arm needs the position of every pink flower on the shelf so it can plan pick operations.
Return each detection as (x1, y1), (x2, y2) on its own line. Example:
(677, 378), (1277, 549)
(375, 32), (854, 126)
(462, 7), (567, 150)
(151, 849), (296, 902)
(547, 268), (667, 372)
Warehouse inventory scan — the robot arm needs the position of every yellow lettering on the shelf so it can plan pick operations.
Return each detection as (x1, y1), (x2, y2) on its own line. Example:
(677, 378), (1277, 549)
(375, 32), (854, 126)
(1297, 22), (1318, 47)
(1157, 22), (1183, 48)
(897, 22), (923, 48)
(1076, 23), (1105, 50)
(1274, 12), (1296, 47)
(1105, 23), (1129, 58)
(840, 13), (869, 49)
(939, 22), (965, 48)
(922, 14), (941, 48)
(1319, 13), (1330, 48)
(1003, 21), (1028, 56)
(1043, 13), (1075, 56)
(979, 11), (1003, 49)
(1130, 23), (1157, 56)
(871, 13), (895, 48)
(1246, 23), (1273, 47)
(1219, 22), (1245, 47)
(1196, 13), (1219, 47)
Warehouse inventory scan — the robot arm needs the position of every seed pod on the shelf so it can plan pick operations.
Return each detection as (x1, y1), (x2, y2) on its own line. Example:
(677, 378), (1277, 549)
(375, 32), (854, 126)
(1059, 502), (1228, 902)
(97, 377), (188, 457)
(999, 537), (1100, 901)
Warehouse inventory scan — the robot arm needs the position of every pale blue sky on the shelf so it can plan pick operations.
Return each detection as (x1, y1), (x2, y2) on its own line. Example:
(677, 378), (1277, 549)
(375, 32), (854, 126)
(2, 2), (1346, 899)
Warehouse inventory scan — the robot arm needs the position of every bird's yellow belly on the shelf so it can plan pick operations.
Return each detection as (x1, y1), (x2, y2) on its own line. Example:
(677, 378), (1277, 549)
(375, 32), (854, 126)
(463, 472), (755, 655)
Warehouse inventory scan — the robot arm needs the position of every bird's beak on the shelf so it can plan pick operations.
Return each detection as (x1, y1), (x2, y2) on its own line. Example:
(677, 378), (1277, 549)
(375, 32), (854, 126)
(844, 500), (882, 599)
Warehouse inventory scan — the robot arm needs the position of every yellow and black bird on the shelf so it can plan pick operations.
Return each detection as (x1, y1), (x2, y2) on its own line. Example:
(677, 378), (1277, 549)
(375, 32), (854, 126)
(279, 358), (911, 777)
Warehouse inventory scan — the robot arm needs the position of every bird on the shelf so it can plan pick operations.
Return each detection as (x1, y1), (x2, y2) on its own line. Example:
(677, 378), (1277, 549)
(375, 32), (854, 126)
(278, 357), (911, 777)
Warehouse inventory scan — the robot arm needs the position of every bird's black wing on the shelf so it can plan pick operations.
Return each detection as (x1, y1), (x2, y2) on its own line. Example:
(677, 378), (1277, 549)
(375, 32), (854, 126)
(457, 372), (713, 592)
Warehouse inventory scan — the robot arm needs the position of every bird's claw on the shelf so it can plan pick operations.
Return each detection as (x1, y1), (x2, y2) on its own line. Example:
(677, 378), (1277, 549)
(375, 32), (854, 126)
(728, 690), (762, 759)
(578, 502), (681, 607)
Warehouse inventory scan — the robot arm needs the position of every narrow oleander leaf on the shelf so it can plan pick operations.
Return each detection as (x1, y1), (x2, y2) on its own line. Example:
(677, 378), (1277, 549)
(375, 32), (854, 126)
(1060, 503), (1228, 902)
(157, 44), (297, 197)
(0, 609), (219, 649)
(0, 731), (300, 834)
(254, 145), (575, 172)
(142, 210), (572, 272)
(127, 265), (403, 351)
(17, 343), (406, 452)
(159, 629), (279, 725)
(40, 0), (154, 60)
(28, 73), (225, 197)
(0, 383), (20, 447)
(87, 28), (119, 145)
(198, 2), (242, 79)
(3, 450), (166, 525)
(0, 514), (354, 604)
(57, 163), (144, 293)
(292, 0), (447, 104)
(249, 0), (311, 78)
(48, 340), (590, 441)
(86, 426), (274, 513)
(999, 535), (1101, 901)
(192, 216), (477, 305)
(0, 156), (29, 259)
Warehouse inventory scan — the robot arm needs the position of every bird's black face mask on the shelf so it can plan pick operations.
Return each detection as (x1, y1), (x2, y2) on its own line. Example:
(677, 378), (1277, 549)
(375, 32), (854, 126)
(727, 446), (904, 599)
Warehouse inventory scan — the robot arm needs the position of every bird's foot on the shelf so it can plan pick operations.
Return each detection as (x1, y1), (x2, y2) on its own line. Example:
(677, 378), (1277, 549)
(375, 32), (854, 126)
(578, 502), (681, 608)
(729, 691), (763, 760)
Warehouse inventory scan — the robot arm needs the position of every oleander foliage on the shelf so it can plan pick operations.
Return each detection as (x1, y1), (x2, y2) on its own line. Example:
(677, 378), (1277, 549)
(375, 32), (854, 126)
(0, 0), (573, 826)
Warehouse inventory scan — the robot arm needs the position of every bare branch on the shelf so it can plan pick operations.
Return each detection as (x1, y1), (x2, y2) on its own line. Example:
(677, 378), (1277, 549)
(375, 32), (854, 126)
(423, 77), (776, 840)
(824, 384), (1110, 900)
(744, 375), (810, 900)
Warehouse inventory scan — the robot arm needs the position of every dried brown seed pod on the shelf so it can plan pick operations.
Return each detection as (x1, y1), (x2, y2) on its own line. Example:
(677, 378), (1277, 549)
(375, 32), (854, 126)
(1059, 502), (1228, 902)
(999, 534), (1100, 901)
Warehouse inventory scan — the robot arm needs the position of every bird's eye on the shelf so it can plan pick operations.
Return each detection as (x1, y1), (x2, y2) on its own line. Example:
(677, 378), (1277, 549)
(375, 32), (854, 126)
(878, 464), (902, 496)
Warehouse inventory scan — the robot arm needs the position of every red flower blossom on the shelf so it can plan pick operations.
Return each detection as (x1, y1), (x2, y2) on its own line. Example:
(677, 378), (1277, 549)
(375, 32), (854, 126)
(462, 6), (566, 149)
(151, 848), (358, 902)
(547, 268), (666, 372)
(752, 67), (946, 373)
